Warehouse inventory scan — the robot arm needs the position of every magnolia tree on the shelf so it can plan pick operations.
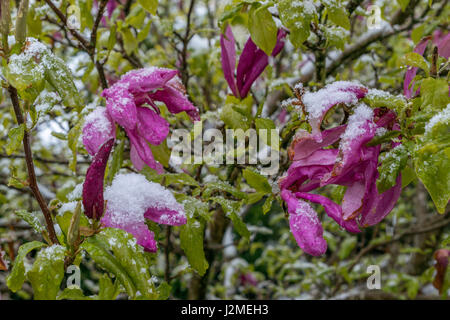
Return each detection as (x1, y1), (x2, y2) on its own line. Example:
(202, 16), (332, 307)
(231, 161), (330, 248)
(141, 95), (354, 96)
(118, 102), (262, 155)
(0, 0), (449, 300)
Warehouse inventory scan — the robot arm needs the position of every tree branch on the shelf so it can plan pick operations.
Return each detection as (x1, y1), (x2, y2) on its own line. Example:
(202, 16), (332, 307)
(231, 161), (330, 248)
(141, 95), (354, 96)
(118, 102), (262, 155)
(7, 86), (59, 245)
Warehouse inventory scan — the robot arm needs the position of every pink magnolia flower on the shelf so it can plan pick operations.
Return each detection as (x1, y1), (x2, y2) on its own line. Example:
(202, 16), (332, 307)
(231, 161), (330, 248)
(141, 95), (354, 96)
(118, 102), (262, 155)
(82, 138), (115, 220)
(82, 67), (200, 173)
(101, 173), (187, 252)
(279, 84), (402, 256)
(404, 31), (450, 98)
(220, 25), (287, 99)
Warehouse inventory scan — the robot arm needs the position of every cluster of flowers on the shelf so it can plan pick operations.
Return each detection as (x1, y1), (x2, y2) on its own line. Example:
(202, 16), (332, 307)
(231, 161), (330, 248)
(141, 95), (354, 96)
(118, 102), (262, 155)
(279, 81), (402, 256)
(81, 67), (199, 252)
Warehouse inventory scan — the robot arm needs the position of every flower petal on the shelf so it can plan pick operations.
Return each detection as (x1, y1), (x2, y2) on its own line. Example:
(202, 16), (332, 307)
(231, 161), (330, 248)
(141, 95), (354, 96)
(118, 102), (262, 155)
(102, 213), (158, 252)
(288, 125), (346, 161)
(150, 82), (200, 121)
(103, 85), (138, 130)
(136, 106), (169, 145)
(281, 190), (327, 256)
(144, 206), (187, 226)
(102, 173), (186, 252)
(82, 107), (116, 156)
(82, 138), (114, 220)
(237, 29), (287, 98)
(126, 128), (164, 173)
(220, 25), (239, 98)
(295, 192), (360, 233)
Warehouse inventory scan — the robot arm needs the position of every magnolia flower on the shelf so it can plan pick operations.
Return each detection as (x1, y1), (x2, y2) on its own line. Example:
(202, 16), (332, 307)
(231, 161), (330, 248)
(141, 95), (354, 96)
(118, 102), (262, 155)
(82, 67), (199, 173)
(432, 249), (450, 294)
(82, 138), (115, 220)
(404, 31), (450, 98)
(279, 83), (402, 256)
(220, 25), (287, 99)
(101, 173), (187, 252)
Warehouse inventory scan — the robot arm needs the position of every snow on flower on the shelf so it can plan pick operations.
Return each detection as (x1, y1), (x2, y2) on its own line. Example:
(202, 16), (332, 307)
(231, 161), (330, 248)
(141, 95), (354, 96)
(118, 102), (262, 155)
(279, 83), (402, 256)
(82, 67), (200, 173)
(101, 173), (187, 252)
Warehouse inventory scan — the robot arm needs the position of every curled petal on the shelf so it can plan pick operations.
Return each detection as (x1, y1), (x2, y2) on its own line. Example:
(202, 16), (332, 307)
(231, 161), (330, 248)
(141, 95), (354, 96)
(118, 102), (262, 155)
(296, 192), (360, 233)
(281, 190), (327, 256)
(121, 67), (178, 94)
(360, 173), (402, 227)
(288, 126), (346, 161)
(126, 128), (164, 173)
(82, 138), (114, 220)
(220, 25), (239, 98)
(130, 144), (146, 171)
(144, 207), (187, 226)
(237, 29), (287, 98)
(103, 85), (137, 130)
(102, 213), (158, 252)
(82, 107), (116, 156)
(150, 83), (200, 121)
(136, 106), (170, 145)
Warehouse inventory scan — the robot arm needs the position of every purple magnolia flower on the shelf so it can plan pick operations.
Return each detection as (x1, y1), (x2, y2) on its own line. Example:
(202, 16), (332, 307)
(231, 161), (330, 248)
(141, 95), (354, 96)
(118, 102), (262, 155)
(82, 67), (200, 173)
(279, 83), (402, 256)
(404, 31), (450, 98)
(220, 25), (287, 99)
(101, 173), (187, 252)
(82, 138), (115, 220)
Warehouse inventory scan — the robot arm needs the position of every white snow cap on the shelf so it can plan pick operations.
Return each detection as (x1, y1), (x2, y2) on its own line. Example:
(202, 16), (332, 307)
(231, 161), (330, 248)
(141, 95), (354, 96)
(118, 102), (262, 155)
(104, 173), (185, 226)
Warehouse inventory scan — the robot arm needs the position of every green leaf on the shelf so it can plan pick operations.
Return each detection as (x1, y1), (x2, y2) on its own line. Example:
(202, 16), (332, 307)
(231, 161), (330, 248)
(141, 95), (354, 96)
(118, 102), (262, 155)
(42, 51), (82, 109)
(377, 145), (409, 193)
(15, 210), (45, 233)
(149, 139), (170, 168)
(156, 281), (171, 300)
(28, 245), (66, 300)
(262, 194), (274, 214)
(211, 197), (250, 239)
(5, 55), (45, 103)
(366, 130), (402, 147)
(98, 274), (121, 300)
(203, 181), (248, 200)
(420, 78), (450, 111)
(107, 137), (124, 184)
(162, 173), (199, 187)
(404, 52), (429, 75)
(243, 168), (271, 193)
(411, 24), (425, 44)
(81, 228), (157, 299)
(6, 241), (45, 292)
(278, 0), (313, 47)
(220, 95), (253, 130)
(68, 121), (82, 172)
(401, 165), (417, 188)
(397, 0), (411, 11)
(248, 6), (278, 55)
(6, 124), (25, 155)
(180, 217), (209, 276)
(414, 109), (450, 213)
(121, 28), (138, 55)
(58, 287), (94, 300)
(255, 117), (277, 147)
(338, 237), (357, 259)
(138, 0), (158, 14)
(326, 3), (350, 30)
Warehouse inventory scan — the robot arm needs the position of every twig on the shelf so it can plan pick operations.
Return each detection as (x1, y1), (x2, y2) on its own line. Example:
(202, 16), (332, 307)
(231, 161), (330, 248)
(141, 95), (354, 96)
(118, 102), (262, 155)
(7, 86), (59, 245)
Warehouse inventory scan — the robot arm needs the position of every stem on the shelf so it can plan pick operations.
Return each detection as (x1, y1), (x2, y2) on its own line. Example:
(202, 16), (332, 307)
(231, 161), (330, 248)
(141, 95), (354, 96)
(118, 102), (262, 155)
(7, 86), (60, 245)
